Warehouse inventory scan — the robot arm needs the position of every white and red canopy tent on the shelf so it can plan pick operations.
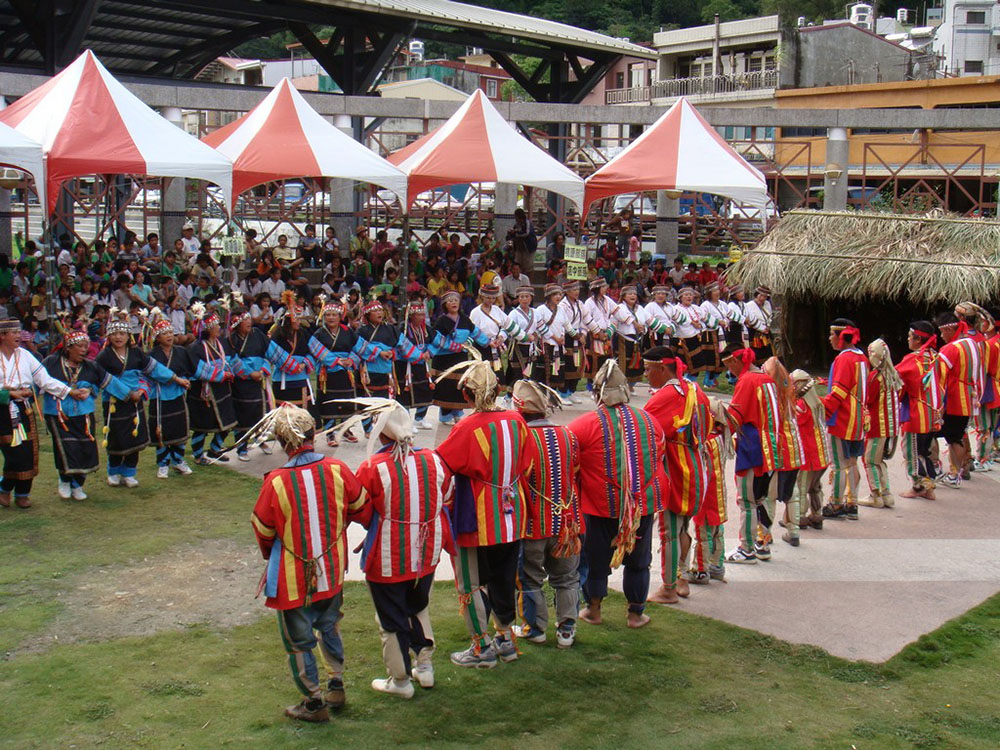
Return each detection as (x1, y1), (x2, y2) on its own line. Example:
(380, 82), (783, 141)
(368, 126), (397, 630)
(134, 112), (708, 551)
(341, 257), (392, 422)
(389, 89), (585, 211)
(202, 78), (407, 205)
(0, 122), (45, 212)
(0, 50), (232, 215)
(583, 97), (768, 211)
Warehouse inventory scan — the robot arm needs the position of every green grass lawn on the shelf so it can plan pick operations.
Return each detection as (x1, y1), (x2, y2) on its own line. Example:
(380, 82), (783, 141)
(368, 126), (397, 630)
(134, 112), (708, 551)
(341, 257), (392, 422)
(2, 444), (1000, 749)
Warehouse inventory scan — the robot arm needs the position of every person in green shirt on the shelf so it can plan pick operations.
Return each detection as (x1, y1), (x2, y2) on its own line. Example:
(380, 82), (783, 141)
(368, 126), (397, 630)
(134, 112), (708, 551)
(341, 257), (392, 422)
(0, 255), (13, 293)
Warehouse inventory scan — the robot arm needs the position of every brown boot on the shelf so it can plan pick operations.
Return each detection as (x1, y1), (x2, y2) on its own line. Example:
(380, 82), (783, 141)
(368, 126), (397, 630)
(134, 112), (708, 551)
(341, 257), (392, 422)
(647, 583), (680, 605)
(14, 496), (31, 509)
(284, 699), (330, 723)
(626, 609), (651, 628)
(323, 678), (346, 709)
(0, 491), (9, 508)
(578, 598), (602, 625)
(675, 577), (690, 598)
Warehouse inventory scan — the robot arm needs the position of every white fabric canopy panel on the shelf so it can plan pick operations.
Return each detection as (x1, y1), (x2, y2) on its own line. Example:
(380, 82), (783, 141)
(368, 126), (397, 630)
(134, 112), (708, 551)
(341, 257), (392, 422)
(0, 121), (45, 215)
(0, 50), (232, 214)
(390, 89), (585, 210)
(202, 78), (407, 205)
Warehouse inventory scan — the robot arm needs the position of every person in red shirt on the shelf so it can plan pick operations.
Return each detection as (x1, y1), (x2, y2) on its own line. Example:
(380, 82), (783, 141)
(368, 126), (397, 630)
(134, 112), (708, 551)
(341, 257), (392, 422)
(434, 359), (532, 669)
(935, 310), (984, 488)
(689, 397), (730, 584)
(251, 404), (364, 723)
(972, 308), (1000, 471)
(720, 345), (780, 564)
(821, 319), (869, 520)
(697, 261), (717, 289)
(569, 360), (669, 629)
(510, 379), (582, 649)
(352, 401), (454, 698)
(762, 356), (804, 551)
(790, 370), (832, 530)
(682, 262), (700, 288)
(640, 345), (711, 605)
(895, 321), (942, 500)
(860, 339), (901, 508)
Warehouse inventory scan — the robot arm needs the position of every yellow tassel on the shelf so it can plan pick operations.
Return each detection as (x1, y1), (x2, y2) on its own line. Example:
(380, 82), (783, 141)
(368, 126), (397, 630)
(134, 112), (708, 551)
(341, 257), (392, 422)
(102, 439), (108, 448)
(109, 404), (116, 415)
(102, 425), (109, 435)
(131, 429), (138, 437)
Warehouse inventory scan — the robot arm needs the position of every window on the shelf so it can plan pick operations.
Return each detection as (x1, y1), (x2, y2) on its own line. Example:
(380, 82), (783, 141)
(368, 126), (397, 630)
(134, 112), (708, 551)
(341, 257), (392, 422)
(781, 127), (827, 137)
(702, 62), (713, 76)
(764, 56), (776, 71)
(590, 124), (602, 149)
(615, 72), (625, 88)
(966, 10), (987, 23)
(966, 60), (984, 74)
(486, 78), (498, 98)
(747, 57), (762, 72)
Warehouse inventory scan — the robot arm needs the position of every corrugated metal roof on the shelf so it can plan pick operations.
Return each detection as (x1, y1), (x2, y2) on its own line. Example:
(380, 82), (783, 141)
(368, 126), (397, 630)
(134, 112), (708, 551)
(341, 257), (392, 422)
(0, 0), (653, 80)
(314, 0), (655, 57)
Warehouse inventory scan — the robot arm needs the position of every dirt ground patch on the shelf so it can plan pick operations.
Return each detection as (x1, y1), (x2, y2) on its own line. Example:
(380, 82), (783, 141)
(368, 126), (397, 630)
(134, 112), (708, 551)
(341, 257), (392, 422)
(17, 539), (266, 655)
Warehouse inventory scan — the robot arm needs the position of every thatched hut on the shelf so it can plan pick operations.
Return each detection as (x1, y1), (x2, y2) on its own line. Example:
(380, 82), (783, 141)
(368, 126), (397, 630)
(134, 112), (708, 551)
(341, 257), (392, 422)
(729, 209), (1000, 369)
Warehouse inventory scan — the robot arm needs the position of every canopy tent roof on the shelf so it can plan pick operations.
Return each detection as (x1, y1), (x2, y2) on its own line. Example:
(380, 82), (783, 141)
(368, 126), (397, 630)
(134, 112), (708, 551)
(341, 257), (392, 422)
(584, 97), (768, 210)
(0, 122), (45, 214)
(729, 209), (1000, 304)
(202, 78), (407, 206)
(388, 89), (584, 210)
(0, 50), (232, 214)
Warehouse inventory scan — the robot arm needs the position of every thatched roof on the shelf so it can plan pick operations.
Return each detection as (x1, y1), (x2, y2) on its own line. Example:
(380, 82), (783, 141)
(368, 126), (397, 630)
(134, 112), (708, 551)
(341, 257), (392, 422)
(729, 209), (1000, 304)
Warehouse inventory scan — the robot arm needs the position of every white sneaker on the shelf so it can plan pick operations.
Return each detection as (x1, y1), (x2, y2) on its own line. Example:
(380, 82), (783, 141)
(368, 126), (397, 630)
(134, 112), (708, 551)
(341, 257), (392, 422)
(123, 476), (139, 488)
(57, 481), (72, 499)
(174, 461), (193, 475)
(411, 424), (420, 436)
(571, 394), (583, 404)
(71, 486), (87, 501)
(370, 677), (414, 699)
(107, 474), (121, 487)
(556, 625), (576, 649)
(157, 465), (169, 479)
(416, 419), (433, 431)
(411, 663), (434, 689)
(237, 453), (251, 462)
(559, 395), (573, 407)
(260, 442), (273, 455)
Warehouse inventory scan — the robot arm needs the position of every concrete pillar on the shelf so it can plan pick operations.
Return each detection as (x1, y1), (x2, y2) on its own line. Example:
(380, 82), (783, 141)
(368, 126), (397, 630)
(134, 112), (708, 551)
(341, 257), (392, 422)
(160, 177), (187, 246)
(328, 178), (356, 247)
(656, 190), (679, 258)
(160, 107), (187, 243)
(823, 127), (849, 211)
(0, 188), (10, 258)
(494, 183), (517, 249)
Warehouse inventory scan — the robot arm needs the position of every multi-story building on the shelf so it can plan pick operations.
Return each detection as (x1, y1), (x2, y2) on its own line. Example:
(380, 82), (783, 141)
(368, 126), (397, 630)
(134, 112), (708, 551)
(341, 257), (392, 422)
(603, 15), (924, 108)
(933, 0), (1000, 75)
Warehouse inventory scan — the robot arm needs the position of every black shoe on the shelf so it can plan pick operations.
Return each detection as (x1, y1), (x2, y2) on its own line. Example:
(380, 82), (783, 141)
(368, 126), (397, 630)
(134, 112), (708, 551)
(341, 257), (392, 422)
(844, 504), (859, 520)
(208, 450), (230, 463)
(821, 503), (846, 519)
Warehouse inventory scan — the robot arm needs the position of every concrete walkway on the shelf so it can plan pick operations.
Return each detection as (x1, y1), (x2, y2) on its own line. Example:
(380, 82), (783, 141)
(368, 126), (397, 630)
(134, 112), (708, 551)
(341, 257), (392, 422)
(224, 389), (1000, 663)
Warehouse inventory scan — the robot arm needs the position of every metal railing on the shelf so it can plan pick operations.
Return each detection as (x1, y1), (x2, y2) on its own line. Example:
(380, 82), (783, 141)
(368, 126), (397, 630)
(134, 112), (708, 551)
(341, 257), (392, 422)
(605, 69), (779, 104)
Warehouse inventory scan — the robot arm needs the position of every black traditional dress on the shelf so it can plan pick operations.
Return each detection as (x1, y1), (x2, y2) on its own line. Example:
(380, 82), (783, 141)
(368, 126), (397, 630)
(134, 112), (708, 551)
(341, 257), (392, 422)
(430, 314), (491, 411)
(395, 321), (433, 409)
(186, 337), (238, 433)
(267, 330), (314, 407)
(41, 354), (132, 477)
(95, 346), (176, 457)
(229, 327), (273, 432)
(148, 345), (194, 447)
(308, 324), (359, 423)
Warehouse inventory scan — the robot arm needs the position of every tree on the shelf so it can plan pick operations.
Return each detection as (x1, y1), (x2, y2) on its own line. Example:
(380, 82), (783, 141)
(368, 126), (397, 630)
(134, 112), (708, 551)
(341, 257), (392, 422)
(701, 0), (744, 23)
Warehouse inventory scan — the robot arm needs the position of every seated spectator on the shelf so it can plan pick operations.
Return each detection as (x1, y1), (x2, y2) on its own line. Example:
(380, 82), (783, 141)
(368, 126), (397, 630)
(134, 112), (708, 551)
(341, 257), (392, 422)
(257, 248), (278, 277)
(349, 225), (373, 258)
(194, 274), (215, 301)
(160, 250), (183, 282)
(166, 294), (194, 345)
(298, 224), (320, 268)
(668, 257), (686, 288)
(131, 271), (154, 308)
(239, 270), (262, 299)
(261, 266), (285, 298)
(338, 275), (362, 298)
(180, 223), (200, 260)
(251, 293), (275, 331)
(683, 262), (701, 287)
(698, 261), (717, 288)
(349, 251), (373, 292)
(176, 272), (195, 308)
(322, 226), (340, 264)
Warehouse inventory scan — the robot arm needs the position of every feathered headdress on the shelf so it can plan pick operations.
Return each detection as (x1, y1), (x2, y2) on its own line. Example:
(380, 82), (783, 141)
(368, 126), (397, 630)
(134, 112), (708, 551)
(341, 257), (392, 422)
(592, 359), (630, 406)
(867, 338), (903, 393)
(229, 402), (316, 458)
(433, 345), (498, 412)
(512, 378), (563, 417)
(333, 397), (414, 461)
